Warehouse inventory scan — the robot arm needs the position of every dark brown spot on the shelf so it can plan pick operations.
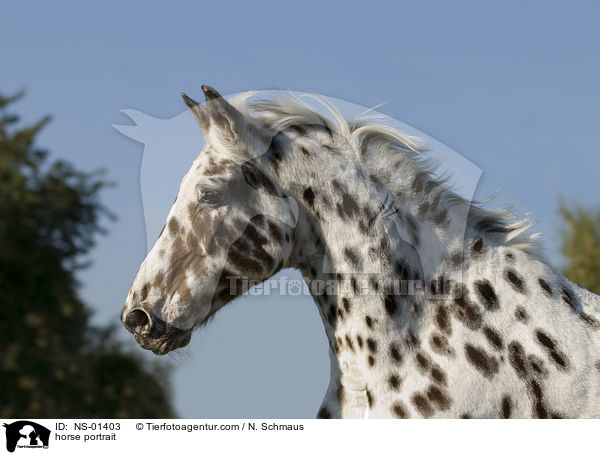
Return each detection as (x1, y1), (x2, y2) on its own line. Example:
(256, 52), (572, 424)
(302, 187), (315, 208)
(483, 326), (504, 351)
(501, 395), (512, 418)
(472, 238), (484, 254)
(366, 338), (378, 353)
(368, 355), (375, 367)
(560, 286), (575, 308)
(534, 330), (569, 370)
(464, 343), (499, 379)
(515, 306), (529, 323)
(430, 333), (454, 357)
(168, 217), (180, 235)
(508, 341), (528, 378)
(411, 393), (434, 418)
(356, 335), (364, 349)
(392, 402), (409, 418)
(430, 366), (447, 386)
(538, 278), (553, 297)
(241, 162), (278, 195)
(345, 334), (355, 352)
(388, 374), (401, 390)
(415, 351), (431, 371)
(426, 385), (451, 410)
(505, 268), (527, 294)
(389, 343), (403, 364)
(475, 280), (499, 310)
(366, 389), (374, 407)
(451, 284), (482, 330)
(344, 247), (360, 266)
(384, 294), (399, 316)
(435, 305), (452, 335)
(342, 298), (351, 313)
(365, 315), (374, 328)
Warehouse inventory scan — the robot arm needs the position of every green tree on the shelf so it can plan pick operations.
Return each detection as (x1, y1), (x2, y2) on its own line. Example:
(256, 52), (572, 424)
(560, 202), (600, 295)
(0, 92), (174, 418)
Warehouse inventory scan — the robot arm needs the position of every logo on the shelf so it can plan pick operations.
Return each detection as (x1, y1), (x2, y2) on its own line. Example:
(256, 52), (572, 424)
(3, 421), (50, 453)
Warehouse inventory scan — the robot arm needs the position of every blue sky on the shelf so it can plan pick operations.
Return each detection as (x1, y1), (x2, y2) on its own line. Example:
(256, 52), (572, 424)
(2, 1), (599, 417)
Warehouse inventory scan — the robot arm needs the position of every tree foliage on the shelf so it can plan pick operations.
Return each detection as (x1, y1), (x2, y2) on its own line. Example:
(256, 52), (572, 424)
(560, 201), (600, 295)
(0, 92), (175, 418)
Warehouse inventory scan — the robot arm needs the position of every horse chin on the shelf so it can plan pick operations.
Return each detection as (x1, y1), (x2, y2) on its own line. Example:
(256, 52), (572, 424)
(134, 330), (192, 355)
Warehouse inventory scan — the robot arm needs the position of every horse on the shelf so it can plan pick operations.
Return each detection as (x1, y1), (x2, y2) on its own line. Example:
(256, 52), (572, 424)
(121, 85), (600, 418)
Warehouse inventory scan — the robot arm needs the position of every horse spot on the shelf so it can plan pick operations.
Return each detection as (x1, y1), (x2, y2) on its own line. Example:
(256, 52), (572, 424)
(368, 355), (375, 367)
(538, 278), (553, 297)
(415, 351), (431, 372)
(451, 285), (482, 330)
(241, 162), (278, 196)
(482, 326), (504, 351)
(299, 145), (311, 156)
(356, 334), (364, 349)
(388, 374), (401, 390)
(302, 187), (315, 208)
(365, 315), (374, 328)
(426, 385), (451, 410)
(464, 343), (499, 379)
(430, 366), (448, 386)
(342, 298), (351, 314)
(474, 280), (499, 310)
(384, 294), (399, 316)
(560, 286), (575, 308)
(389, 343), (403, 364)
(345, 334), (355, 352)
(579, 313), (600, 330)
(508, 341), (528, 378)
(392, 402), (409, 418)
(338, 193), (359, 219)
(528, 354), (549, 378)
(505, 268), (527, 294)
(501, 395), (512, 418)
(366, 338), (378, 353)
(430, 333), (454, 356)
(168, 217), (181, 235)
(435, 305), (452, 335)
(411, 393), (434, 418)
(344, 247), (360, 266)
(515, 306), (529, 323)
(534, 329), (569, 370)
(266, 221), (282, 243)
(472, 238), (484, 254)
(266, 137), (284, 172)
(366, 389), (374, 407)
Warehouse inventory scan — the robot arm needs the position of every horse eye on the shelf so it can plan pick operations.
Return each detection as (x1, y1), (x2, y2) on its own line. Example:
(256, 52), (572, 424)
(198, 189), (221, 204)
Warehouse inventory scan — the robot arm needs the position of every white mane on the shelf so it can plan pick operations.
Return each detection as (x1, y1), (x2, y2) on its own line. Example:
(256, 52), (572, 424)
(233, 91), (541, 256)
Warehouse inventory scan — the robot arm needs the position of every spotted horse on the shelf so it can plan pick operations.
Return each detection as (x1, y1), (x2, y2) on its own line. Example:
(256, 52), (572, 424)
(121, 85), (600, 418)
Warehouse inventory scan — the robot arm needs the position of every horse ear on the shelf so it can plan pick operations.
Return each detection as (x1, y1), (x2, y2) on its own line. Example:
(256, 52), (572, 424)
(181, 92), (210, 131)
(200, 85), (246, 142)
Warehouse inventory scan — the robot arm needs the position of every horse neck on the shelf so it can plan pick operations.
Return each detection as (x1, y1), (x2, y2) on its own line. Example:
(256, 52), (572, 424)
(273, 132), (471, 348)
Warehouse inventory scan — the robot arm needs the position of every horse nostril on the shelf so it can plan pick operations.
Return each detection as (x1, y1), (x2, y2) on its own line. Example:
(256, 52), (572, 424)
(125, 309), (150, 331)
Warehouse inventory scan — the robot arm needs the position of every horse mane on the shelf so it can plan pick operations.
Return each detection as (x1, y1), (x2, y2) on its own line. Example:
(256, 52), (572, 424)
(234, 91), (541, 256)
